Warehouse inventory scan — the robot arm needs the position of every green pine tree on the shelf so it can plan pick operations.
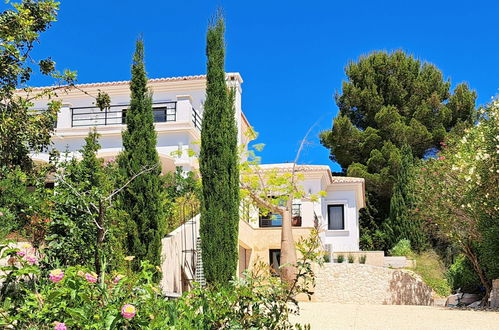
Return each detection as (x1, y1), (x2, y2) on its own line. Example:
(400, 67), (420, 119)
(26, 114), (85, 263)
(386, 145), (426, 251)
(199, 13), (240, 285)
(118, 39), (164, 271)
(320, 50), (476, 248)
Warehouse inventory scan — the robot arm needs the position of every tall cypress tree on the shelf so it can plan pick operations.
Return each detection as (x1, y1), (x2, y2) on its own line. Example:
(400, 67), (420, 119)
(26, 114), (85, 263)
(386, 145), (426, 251)
(199, 14), (240, 285)
(118, 39), (164, 270)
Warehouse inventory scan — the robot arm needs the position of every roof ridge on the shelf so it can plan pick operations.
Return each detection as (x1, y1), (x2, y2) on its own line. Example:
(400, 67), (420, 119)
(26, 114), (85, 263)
(26, 72), (241, 91)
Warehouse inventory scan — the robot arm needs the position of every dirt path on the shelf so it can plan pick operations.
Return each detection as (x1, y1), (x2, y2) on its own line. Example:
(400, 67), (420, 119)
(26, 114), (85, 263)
(291, 303), (499, 330)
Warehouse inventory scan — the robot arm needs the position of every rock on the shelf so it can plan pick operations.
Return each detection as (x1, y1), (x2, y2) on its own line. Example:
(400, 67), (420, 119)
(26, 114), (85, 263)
(461, 293), (482, 305)
(467, 301), (481, 308)
(445, 294), (459, 307)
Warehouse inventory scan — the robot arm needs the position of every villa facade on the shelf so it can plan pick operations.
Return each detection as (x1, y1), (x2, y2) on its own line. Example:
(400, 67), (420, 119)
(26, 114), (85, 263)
(27, 73), (365, 294)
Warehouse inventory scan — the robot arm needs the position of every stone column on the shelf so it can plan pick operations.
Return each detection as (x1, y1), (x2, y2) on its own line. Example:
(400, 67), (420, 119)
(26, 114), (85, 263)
(491, 279), (499, 308)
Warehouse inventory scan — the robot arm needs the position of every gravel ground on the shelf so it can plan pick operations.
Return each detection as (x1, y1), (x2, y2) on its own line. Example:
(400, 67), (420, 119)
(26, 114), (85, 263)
(290, 303), (499, 330)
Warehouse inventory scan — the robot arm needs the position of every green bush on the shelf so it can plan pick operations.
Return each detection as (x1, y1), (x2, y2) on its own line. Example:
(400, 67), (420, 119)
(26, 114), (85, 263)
(413, 251), (451, 297)
(347, 254), (354, 263)
(446, 254), (481, 293)
(0, 208), (16, 240)
(1, 230), (323, 328)
(389, 239), (413, 257)
(359, 254), (367, 264)
(336, 254), (345, 263)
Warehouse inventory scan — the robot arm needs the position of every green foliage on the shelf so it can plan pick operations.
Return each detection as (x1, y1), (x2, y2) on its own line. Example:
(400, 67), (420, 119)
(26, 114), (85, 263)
(347, 254), (354, 263)
(359, 254), (367, 264)
(118, 39), (165, 272)
(446, 254), (481, 293)
(389, 239), (413, 257)
(163, 168), (200, 234)
(320, 50), (477, 247)
(0, 1), (80, 172)
(46, 131), (126, 271)
(0, 208), (16, 240)
(413, 98), (498, 294)
(199, 13), (240, 285)
(385, 145), (426, 251)
(336, 254), (345, 263)
(413, 251), (451, 297)
(1, 230), (322, 329)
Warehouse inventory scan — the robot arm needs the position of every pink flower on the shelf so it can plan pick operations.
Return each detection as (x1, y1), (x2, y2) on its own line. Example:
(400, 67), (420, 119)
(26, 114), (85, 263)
(54, 322), (67, 330)
(25, 255), (38, 265)
(113, 274), (124, 284)
(16, 251), (26, 256)
(421, 167), (427, 171)
(438, 156), (446, 160)
(49, 269), (64, 283)
(121, 304), (136, 319)
(85, 272), (98, 283)
(0, 212), (3, 217)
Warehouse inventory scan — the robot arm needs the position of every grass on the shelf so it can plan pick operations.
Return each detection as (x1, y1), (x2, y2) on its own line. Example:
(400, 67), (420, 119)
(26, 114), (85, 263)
(413, 250), (451, 297)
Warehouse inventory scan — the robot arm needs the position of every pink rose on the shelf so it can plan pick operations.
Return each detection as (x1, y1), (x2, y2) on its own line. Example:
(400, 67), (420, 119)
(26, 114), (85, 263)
(54, 322), (67, 330)
(113, 274), (124, 284)
(85, 272), (98, 283)
(25, 255), (38, 265)
(49, 269), (64, 283)
(121, 304), (136, 319)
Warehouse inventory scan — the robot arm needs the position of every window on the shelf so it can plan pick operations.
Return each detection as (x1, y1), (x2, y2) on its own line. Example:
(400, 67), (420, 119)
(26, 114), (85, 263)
(269, 249), (281, 275)
(259, 213), (282, 227)
(121, 109), (127, 124)
(328, 204), (345, 230)
(153, 106), (176, 123)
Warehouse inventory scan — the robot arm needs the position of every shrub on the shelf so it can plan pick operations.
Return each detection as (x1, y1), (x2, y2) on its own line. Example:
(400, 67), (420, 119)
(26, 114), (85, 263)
(359, 254), (367, 264)
(446, 254), (481, 293)
(389, 239), (413, 257)
(1, 230), (323, 328)
(413, 250), (451, 297)
(347, 254), (354, 263)
(336, 254), (345, 263)
(323, 253), (331, 263)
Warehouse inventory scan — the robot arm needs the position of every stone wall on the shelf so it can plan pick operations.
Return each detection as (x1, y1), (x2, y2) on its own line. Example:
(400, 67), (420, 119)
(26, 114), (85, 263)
(313, 263), (433, 305)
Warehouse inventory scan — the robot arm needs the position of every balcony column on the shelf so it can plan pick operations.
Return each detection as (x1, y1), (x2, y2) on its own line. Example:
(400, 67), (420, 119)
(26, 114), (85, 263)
(175, 95), (193, 123)
(56, 103), (72, 129)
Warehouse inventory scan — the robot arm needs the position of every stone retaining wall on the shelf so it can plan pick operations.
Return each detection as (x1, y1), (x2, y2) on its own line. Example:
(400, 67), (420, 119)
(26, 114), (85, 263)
(491, 279), (499, 308)
(313, 263), (433, 305)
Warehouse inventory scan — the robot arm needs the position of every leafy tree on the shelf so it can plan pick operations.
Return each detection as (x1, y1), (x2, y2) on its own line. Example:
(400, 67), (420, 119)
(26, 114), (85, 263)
(320, 50), (477, 246)
(118, 39), (165, 271)
(199, 14), (240, 285)
(385, 145), (426, 251)
(413, 99), (499, 303)
(0, 1), (110, 174)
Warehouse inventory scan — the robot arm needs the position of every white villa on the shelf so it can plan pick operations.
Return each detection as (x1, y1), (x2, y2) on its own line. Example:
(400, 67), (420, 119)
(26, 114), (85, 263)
(27, 73), (367, 293)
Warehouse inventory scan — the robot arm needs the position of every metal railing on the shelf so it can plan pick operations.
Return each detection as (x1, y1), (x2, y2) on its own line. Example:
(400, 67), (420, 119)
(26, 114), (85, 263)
(71, 101), (177, 127)
(192, 108), (202, 130)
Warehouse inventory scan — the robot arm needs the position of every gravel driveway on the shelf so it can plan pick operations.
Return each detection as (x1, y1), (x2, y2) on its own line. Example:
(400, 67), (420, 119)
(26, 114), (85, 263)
(290, 303), (499, 330)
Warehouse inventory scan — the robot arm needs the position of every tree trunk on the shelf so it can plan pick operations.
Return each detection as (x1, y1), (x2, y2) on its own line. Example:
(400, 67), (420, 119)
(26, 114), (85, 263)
(463, 244), (491, 306)
(95, 201), (105, 278)
(280, 201), (297, 285)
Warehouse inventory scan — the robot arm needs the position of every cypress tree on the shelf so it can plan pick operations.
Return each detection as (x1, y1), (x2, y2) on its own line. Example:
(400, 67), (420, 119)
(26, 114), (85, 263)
(387, 145), (426, 251)
(118, 39), (164, 270)
(199, 14), (240, 285)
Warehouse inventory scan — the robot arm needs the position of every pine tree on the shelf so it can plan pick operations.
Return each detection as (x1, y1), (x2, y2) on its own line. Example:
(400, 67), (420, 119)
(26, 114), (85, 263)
(118, 39), (164, 271)
(387, 145), (425, 251)
(199, 14), (240, 285)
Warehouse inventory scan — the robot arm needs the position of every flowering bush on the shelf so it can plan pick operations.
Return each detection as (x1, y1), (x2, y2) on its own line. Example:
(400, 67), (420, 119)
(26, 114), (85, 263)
(0, 230), (321, 328)
(413, 98), (499, 300)
(0, 247), (171, 329)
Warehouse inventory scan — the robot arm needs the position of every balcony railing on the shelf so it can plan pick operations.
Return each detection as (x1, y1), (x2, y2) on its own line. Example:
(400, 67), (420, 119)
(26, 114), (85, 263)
(70, 102), (177, 127)
(192, 107), (202, 130)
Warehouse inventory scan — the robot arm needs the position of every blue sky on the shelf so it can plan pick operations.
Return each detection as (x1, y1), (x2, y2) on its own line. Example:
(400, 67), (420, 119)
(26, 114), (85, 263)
(11, 0), (499, 171)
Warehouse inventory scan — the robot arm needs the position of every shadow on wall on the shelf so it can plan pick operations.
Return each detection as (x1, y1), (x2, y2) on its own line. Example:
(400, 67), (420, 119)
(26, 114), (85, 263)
(386, 271), (433, 305)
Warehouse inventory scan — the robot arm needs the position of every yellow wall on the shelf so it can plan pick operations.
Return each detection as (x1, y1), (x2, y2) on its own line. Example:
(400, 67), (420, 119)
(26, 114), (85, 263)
(238, 219), (313, 273)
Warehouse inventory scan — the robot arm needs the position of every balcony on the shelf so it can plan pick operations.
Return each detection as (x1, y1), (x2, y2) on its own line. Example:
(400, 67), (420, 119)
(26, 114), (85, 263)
(70, 102), (177, 127)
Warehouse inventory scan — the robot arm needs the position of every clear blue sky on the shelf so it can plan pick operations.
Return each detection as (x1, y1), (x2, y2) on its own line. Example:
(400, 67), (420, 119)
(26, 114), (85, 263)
(12, 0), (499, 171)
